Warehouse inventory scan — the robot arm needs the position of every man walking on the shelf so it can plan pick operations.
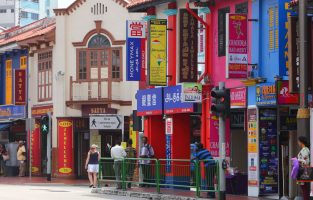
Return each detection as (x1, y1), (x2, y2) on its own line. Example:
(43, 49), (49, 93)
(111, 139), (126, 189)
(195, 143), (216, 199)
(139, 136), (154, 187)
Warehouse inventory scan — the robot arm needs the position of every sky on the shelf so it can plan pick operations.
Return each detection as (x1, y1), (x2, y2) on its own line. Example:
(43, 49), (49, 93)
(58, 0), (76, 8)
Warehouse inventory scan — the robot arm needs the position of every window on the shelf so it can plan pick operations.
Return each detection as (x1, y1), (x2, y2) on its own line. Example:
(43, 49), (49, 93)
(20, 11), (28, 18)
(88, 35), (111, 48)
(0, 9), (7, 13)
(11, 9), (14, 13)
(20, 56), (27, 69)
(112, 49), (121, 80)
(46, 9), (50, 17)
(235, 2), (248, 14)
(218, 7), (230, 57)
(38, 50), (52, 101)
(31, 13), (39, 20)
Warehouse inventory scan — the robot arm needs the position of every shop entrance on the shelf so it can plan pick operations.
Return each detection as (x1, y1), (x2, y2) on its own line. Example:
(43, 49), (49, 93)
(75, 132), (90, 178)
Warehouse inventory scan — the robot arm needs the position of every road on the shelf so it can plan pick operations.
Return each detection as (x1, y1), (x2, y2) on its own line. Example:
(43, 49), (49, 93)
(0, 185), (141, 200)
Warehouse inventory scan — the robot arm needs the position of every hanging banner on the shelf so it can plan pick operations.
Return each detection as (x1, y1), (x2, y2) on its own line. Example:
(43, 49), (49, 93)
(14, 69), (26, 105)
(148, 19), (167, 86)
(181, 82), (202, 103)
(247, 108), (258, 186)
(179, 9), (198, 82)
(256, 83), (277, 106)
(198, 12), (206, 75)
(126, 20), (146, 81)
(31, 122), (41, 175)
(277, 80), (299, 105)
(226, 14), (248, 79)
(57, 119), (73, 175)
(209, 114), (230, 158)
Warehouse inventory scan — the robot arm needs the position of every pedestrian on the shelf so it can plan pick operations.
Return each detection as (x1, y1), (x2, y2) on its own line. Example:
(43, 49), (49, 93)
(0, 144), (8, 176)
(17, 141), (26, 177)
(111, 138), (126, 189)
(297, 136), (310, 200)
(139, 136), (154, 187)
(85, 144), (100, 188)
(125, 139), (137, 188)
(195, 143), (216, 199)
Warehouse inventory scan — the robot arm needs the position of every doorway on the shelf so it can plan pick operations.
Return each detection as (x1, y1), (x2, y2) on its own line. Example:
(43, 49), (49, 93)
(75, 132), (90, 178)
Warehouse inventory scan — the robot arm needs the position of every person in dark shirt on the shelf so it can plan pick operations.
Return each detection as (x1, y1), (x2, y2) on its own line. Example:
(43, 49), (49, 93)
(195, 143), (216, 199)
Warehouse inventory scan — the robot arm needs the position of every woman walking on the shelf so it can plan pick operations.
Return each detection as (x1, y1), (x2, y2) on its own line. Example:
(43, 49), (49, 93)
(85, 144), (100, 188)
(0, 144), (8, 176)
(297, 136), (310, 200)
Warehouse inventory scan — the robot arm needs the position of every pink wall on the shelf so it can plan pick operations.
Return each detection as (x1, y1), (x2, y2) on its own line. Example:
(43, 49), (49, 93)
(210, 0), (252, 88)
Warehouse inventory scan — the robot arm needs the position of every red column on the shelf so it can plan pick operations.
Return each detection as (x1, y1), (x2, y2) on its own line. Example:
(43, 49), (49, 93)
(167, 2), (177, 86)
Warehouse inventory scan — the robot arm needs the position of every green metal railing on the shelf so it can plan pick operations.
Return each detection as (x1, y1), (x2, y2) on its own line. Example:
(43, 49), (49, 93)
(98, 157), (219, 198)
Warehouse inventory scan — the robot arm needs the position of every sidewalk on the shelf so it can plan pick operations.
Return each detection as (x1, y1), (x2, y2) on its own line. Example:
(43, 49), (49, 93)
(0, 177), (88, 186)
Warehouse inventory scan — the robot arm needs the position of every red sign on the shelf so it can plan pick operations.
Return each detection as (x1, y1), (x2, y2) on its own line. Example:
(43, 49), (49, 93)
(31, 104), (53, 117)
(14, 69), (26, 105)
(209, 114), (230, 157)
(230, 87), (247, 108)
(31, 122), (41, 175)
(57, 119), (73, 175)
(277, 80), (299, 105)
(226, 14), (248, 79)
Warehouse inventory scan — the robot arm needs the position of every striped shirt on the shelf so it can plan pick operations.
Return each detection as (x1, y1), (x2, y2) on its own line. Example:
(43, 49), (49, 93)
(196, 149), (214, 167)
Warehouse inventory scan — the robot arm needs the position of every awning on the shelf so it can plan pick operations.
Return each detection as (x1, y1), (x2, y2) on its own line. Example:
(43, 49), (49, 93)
(0, 123), (11, 131)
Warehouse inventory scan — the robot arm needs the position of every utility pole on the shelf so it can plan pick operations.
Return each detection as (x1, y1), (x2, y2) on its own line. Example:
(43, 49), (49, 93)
(297, 0), (310, 140)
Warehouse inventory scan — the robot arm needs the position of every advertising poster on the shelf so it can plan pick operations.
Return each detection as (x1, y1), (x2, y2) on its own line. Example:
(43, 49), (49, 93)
(209, 114), (230, 157)
(148, 19), (167, 86)
(277, 80), (299, 105)
(31, 122), (41, 175)
(247, 108), (258, 186)
(126, 20), (146, 81)
(259, 109), (278, 194)
(136, 88), (163, 116)
(179, 9), (198, 82)
(256, 83), (277, 106)
(57, 119), (73, 175)
(14, 69), (26, 105)
(164, 85), (194, 114)
(181, 83), (202, 103)
(226, 14), (248, 79)
(230, 87), (247, 108)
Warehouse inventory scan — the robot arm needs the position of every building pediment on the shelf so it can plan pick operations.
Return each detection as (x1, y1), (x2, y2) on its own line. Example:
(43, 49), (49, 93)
(54, 0), (129, 16)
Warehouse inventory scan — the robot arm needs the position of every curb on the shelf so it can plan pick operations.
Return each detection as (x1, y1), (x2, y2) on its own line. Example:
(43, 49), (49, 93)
(92, 187), (210, 200)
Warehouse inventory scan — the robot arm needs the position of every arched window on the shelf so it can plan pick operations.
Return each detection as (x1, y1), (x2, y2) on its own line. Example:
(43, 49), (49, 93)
(88, 34), (111, 48)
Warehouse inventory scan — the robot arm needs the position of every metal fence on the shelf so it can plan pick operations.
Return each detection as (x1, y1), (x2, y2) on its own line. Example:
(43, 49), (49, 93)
(98, 158), (219, 198)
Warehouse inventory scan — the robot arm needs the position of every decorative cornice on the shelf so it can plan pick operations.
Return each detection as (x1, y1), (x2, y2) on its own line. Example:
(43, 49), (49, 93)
(163, 9), (177, 16)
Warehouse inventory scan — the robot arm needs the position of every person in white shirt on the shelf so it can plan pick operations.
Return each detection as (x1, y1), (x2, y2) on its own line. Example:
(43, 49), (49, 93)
(111, 139), (126, 189)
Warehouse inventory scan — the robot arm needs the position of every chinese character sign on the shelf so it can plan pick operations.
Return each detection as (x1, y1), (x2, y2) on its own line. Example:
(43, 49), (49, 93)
(126, 20), (146, 81)
(226, 14), (248, 79)
(14, 69), (26, 105)
(58, 119), (73, 175)
(148, 19), (167, 86)
(164, 85), (194, 114)
(137, 88), (163, 116)
(179, 9), (198, 82)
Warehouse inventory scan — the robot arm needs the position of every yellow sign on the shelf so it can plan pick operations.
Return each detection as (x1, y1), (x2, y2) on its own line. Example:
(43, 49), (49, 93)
(59, 121), (73, 128)
(5, 60), (12, 104)
(248, 121), (257, 153)
(20, 56), (27, 69)
(149, 19), (167, 86)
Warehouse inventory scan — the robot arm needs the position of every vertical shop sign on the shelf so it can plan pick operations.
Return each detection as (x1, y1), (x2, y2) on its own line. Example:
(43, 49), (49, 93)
(247, 108), (258, 186)
(5, 60), (12, 104)
(14, 69), (26, 105)
(58, 119), (73, 175)
(148, 19), (167, 86)
(198, 13), (206, 74)
(179, 9), (198, 82)
(277, 80), (299, 105)
(165, 118), (173, 173)
(226, 14), (248, 79)
(31, 122), (41, 174)
(209, 114), (230, 157)
(126, 20), (146, 81)
(259, 109), (278, 194)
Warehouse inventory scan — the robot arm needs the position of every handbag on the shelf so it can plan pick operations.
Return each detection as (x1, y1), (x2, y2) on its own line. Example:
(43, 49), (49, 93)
(297, 166), (313, 181)
(2, 154), (9, 161)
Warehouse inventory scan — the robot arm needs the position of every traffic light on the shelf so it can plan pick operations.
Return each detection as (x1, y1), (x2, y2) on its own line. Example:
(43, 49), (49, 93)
(210, 87), (230, 117)
(40, 115), (49, 134)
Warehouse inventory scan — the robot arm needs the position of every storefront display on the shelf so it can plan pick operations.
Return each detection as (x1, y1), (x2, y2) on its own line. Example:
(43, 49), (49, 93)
(259, 109), (278, 194)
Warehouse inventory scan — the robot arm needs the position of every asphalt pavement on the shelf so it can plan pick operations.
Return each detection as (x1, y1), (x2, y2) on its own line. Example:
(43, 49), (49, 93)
(0, 184), (142, 200)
